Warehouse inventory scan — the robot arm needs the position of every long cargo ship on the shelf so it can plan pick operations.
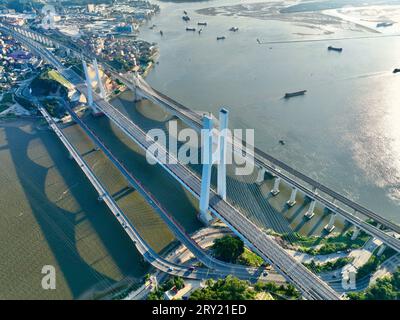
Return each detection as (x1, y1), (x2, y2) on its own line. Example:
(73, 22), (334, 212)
(328, 46), (343, 52)
(284, 90), (307, 98)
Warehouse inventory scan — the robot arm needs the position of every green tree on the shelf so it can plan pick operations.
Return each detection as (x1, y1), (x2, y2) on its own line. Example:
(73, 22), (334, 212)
(174, 277), (185, 290)
(348, 267), (400, 300)
(147, 289), (164, 300)
(212, 235), (244, 263)
(190, 276), (256, 300)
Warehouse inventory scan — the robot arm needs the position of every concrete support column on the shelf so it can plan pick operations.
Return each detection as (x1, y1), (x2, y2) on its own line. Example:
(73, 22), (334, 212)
(93, 59), (106, 99)
(217, 108), (229, 201)
(351, 227), (361, 240)
(255, 167), (266, 185)
(82, 60), (93, 107)
(324, 212), (337, 233)
(305, 200), (316, 219)
(287, 187), (297, 207)
(377, 244), (386, 256)
(271, 177), (281, 196)
(199, 114), (214, 225)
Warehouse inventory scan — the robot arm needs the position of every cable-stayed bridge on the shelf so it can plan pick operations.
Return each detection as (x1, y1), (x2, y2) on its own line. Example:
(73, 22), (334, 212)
(3, 23), (400, 300)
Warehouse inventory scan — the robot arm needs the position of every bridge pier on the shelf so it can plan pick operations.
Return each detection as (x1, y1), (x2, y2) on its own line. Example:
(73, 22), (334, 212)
(377, 244), (386, 256)
(324, 212), (337, 233)
(304, 200), (316, 219)
(271, 177), (281, 196)
(199, 114), (214, 225)
(351, 227), (361, 240)
(286, 187), (297, 207)
(255, 167), (266, 185)
(217, 108), (228, 201)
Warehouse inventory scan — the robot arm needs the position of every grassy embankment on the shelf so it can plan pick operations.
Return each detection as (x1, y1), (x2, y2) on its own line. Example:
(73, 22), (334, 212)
(282, 230), (370, 255)
(303, 257), (354, 273)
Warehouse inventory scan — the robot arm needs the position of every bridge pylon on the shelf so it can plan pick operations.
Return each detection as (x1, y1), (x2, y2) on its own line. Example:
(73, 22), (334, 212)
(82, 60), (93, 106)
(199, 114), (215, 225)
(93, 58), (106, 99)
(82, 59), (104, 116)
(217, 108), (229, 200)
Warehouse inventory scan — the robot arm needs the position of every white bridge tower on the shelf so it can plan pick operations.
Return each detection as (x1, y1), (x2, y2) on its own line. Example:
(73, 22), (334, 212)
(199, 108), (229, 225)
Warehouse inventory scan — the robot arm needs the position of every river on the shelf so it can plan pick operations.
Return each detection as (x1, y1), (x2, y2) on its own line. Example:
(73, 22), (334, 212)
(139, 0), (400, 223)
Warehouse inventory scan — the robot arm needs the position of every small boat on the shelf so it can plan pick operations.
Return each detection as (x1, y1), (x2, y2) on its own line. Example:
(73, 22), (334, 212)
(229, 27), (239, 32)
(198, 28), (203, 34)
(186, 27), (196, 32)
(198, 22), (207, 26)
(256, 38), (261, 44)
(184, 10), (188, 15)
(160, 30), (163, 36)
(182, 15), (190, 22)
(284, 90), (307, 99)
(217, 36), (226, 40)
(377, 22), (394, 28)
(393, 68), (400, 74)
(328, 46), (343, 52)
(279, 140), (286, 146)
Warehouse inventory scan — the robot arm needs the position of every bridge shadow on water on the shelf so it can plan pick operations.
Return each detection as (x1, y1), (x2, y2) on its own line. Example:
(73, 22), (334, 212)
(5, 124), (147, 299)
(83, 111), (203, 235)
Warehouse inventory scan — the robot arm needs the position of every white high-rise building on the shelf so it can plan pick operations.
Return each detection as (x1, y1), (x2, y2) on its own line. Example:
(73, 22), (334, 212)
(87, 4), (95, 13)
